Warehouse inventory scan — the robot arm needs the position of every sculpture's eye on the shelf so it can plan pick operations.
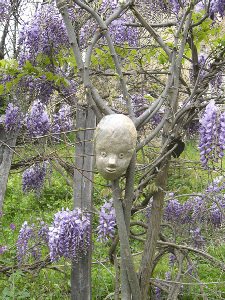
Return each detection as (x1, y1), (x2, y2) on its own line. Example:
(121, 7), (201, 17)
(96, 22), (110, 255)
(119, 153), (124, 159)
(101, 151), (107, 157)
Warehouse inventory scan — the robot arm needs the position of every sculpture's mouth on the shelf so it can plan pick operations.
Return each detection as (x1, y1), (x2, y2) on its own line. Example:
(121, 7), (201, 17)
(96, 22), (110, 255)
(106, 168), (116, 173)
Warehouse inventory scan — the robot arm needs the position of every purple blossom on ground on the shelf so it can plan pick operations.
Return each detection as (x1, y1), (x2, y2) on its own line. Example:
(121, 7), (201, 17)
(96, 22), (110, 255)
(0, 246), (7, 255)
(154, 275), (165, 299)
(0, 212), (5, 217)
(48, 208), (90, 262)
(97, 199), (116, 244)
(4, 102), (24, 132)
(22, 162), (51, 196)
(155, 285), (164, 300)
(26, 100), (50, 138)
(10, 223), (16, 231)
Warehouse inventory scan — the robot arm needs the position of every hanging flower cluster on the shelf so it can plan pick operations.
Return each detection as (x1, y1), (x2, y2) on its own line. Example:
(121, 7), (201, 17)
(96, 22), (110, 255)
(17, 218), (49, 263)
(4, 101), (24, 132)
(26, 100), (50, 138)
(196, 0), (225, 20)
(79, 0), (139, 48)
(18, 4), (70, 64)
(51, 105), (72, 137)
(22, 161), (51, 196)
(198, 100), (225, 169)
(97, 199), (116, 244)
(48, 208), (90, 262)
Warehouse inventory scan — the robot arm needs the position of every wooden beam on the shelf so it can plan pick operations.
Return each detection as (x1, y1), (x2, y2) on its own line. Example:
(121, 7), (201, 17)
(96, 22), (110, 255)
(0, 116), (17, 212)
(71, 105), (96, 300)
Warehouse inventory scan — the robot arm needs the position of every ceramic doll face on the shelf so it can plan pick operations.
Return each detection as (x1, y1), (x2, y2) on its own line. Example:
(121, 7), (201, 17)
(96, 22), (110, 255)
(94, 115), (137, 180)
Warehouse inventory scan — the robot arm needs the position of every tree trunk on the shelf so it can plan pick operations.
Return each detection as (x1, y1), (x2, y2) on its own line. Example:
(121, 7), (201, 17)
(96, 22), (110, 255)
(139, 158), (170, 299)
(71, 105), (96, 300)
(0, 117), (17, 211)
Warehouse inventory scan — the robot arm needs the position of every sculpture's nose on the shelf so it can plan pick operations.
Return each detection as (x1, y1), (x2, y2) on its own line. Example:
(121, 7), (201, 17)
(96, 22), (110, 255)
(108, 156), (117, 167)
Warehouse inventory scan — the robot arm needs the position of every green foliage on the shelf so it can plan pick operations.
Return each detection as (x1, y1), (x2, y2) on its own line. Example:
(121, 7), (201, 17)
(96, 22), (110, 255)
(192, 11), (222, 49)
(0, 55), (72, 96)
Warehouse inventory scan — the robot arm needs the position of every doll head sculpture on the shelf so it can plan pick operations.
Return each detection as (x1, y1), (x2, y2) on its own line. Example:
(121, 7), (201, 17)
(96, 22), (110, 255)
(94, 114), (137, 180)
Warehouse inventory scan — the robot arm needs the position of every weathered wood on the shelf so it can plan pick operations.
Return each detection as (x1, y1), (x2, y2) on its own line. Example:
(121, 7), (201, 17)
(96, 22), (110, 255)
(71, 105), (96, 300)
(0, 116), (17, 212)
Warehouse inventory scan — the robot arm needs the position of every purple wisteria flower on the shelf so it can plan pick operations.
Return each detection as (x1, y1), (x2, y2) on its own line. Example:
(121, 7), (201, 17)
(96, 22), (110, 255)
(26, 100), (50, 138)
(51, 105), (72, 137)
(17, 221), (36, 262)
(79, 0), (139, 48)
(48, 208), (90, 262)
(159, 176), (225, 250)
(143, 0), (187, 16)
(0, 246), (7, 255)
(190, 227), (205, 249)
(17, 219), (49, 263)
(164, 199), (183, 224)
(198, 100), (222, 169)
(97, 199), (116, 244)
(22, 161), (51, 196)
(10, 223), (16, 231)
(169, 253), (177, 267)
(0, 0), (11, 23)
(18, 4), (70, 64)
(196, 0), (225, 19)
(4, 102), (24, 132)
(190, 52), (223, 94)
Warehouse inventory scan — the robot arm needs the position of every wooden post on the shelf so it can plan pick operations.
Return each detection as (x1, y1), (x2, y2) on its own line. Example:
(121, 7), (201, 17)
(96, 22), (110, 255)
(71, 105), (96, 300)
(0, 116), (17, 212)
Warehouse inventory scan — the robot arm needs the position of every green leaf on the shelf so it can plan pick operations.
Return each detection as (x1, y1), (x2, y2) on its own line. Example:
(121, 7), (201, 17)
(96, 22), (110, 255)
(144, 94), (154, 101)
(55, 78), (61, 86)
(124, 63), (130, 71)
(91, 56), (98, 65)
(114, 73), (121, 79)
(131, 61), (136, 69)
(130, 49), (137, 55)
(44, 56), (51, 65)
(185, 49), (192, 59)
(25, 61), (34, 70)
(95, 48), (103, 55)
(6, 82), (12, 91)
(0, 85), (5, 95)
(13, 78), (20, 85)
(0, 59), (6, 68)
(61, 77), (70, 88)
(46, 72), (54, 81)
